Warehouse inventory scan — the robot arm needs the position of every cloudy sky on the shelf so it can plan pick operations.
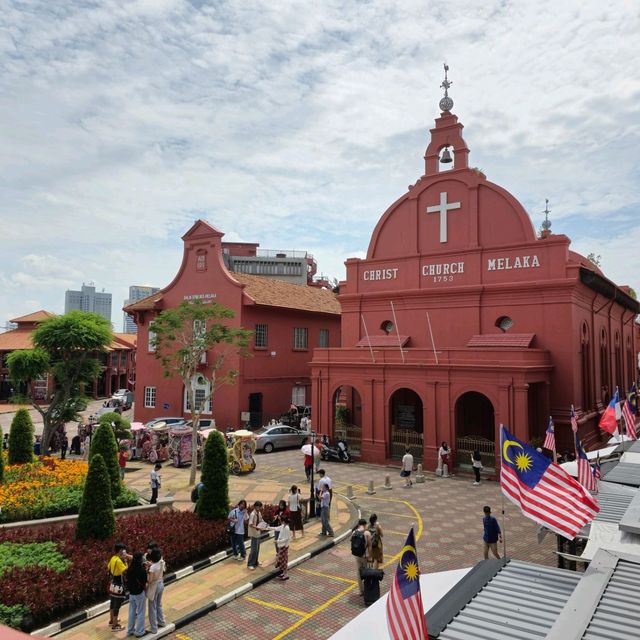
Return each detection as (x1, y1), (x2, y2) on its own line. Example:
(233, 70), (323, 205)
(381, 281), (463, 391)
(1, 0), (639, 329)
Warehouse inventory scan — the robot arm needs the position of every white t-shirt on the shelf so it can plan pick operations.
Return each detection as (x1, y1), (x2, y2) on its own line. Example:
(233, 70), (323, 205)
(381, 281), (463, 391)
(288, 492), (300, 512)
(402, 453), (414, 472)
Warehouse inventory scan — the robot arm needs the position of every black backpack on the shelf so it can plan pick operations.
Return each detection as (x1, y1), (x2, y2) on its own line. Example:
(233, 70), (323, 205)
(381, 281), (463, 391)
(351, 529), (366, 557)
(369, 524), (380, 548)
(191, 484), (202, 503)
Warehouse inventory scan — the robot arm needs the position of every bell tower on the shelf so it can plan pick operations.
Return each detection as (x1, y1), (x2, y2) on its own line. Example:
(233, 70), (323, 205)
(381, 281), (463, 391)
(424, 64), (470, 176)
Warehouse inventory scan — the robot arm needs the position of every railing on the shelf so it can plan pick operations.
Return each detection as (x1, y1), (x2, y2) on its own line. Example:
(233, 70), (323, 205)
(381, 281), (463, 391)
(391, 429), (424, 461)
(456, 435), (495, 470)
(256, 249), (311, 259)
(334, 423), (362, 456)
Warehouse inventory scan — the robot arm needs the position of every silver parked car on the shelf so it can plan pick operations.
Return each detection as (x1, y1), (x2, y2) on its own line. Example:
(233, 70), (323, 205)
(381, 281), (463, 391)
(254, 425), (311, 453)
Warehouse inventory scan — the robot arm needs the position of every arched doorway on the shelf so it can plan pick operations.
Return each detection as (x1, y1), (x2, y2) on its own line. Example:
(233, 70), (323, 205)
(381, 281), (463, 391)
(332, 386), (362, 455)
(389, 388), (423, 460)
(455, 392), (495, 469)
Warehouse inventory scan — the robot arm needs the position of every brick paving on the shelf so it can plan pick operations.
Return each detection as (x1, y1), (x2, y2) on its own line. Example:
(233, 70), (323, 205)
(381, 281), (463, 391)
(46, 448), (558, 640)
(168, 451), (558, 640)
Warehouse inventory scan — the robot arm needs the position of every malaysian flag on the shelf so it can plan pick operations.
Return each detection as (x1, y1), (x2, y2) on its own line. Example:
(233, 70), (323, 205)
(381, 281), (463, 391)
(593, 455), (601, 494)
(386, 528), (428, 640)
(575, 434), (596, 491)
(543, 416), (556, 452)
(570, 405), (578, 433)
(500, 425), (599, 539)
(630, 383), (638, 416)
(622, 399), (638, 440)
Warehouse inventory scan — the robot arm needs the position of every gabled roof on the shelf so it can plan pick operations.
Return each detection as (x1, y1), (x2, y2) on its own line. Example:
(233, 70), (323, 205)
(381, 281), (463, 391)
(0, 329), (34, 351)
(10, 310), (56, 324)
(112, 333), (137, 349)
(232, 273), (341, 315)
(123, 292), (164, 312)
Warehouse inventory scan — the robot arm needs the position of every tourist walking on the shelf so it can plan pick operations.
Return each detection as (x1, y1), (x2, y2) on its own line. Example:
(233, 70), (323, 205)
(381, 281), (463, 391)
(147, 547), (166, 634)
(269, 514), (291, 580)
(287, 485), (304, 539)
(247, 501), (265, 570)
(368, 514), (384, 569)
(125, 552), (147, 638)
(471, 450), (482, 485)
(107, 542), (131, 631)
(228, 500), (249, 560)
(482, 505), (502, 559)
(319, 482), (334, 537)
(438, 441), (451, 477)
(118, 448), (128, 481)
(149, 463), (161, 504)
(401, 447), (414, 487)
(350, 519), (372, 596)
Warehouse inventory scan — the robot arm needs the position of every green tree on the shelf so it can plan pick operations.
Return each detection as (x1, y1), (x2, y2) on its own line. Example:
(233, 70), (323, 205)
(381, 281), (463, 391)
(89, 422), (121, 498)
(196, 430), (229, 520)
(6, 311), (112, 454)
(98, 412), (132, 446)
(76, 453), (115, 540)
(587, 252), (602, 268)
(151, 300), (251, 485)
(8, 408), (34, 464)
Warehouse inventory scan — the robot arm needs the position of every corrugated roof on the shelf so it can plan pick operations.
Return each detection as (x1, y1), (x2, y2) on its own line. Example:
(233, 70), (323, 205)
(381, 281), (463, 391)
(467, 333), (535, 348)
(592, 482), (637, 525)
(435, 560), (580, 639)
(9, 310), (56, 324)
(232, 273), (341, 315)
(0, 329), (34, 351)
(625, 441), (640, 454)
(355, 335), (409, 348)
(603, 463), (640, 487)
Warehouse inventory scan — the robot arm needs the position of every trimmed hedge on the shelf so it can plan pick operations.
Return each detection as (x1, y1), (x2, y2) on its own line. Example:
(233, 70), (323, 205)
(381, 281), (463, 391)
(89, 422), (121, 498)
(8, 409), (34, 465)
(76, 454), (115, 540)
(196, 430), (229, 520)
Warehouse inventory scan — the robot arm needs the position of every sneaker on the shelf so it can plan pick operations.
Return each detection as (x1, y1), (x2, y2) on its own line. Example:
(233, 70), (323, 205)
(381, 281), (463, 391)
(473, 482), (480, 486)
(248, 566), (256, 571)
(235, 555), (244, 561)
(279, 575), (290, 581)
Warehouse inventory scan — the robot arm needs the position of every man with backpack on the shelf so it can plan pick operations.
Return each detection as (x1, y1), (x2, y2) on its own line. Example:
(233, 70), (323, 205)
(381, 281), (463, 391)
(351, 519), (372, 596)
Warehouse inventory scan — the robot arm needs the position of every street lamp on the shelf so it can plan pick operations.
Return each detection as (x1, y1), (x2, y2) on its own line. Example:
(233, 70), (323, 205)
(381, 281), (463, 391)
(309, 430), (316, 518)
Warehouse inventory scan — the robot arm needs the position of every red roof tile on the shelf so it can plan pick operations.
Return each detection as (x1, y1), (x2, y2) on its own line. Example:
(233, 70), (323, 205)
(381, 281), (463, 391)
(0, 329), (34, 351)
(467, 334), (535, 348)
(10, 310), (56, 324)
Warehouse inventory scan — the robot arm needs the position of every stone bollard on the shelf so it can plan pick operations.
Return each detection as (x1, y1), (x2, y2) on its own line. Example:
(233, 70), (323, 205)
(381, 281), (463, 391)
(366, 479), (376, 495)
(384, 474), (393, 490)
(415, 463), (426, 483)
(346, 485), (354, 499)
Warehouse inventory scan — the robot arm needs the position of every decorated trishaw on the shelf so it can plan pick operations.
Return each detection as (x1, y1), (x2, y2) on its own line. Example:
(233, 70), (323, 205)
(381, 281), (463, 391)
(226, 429), (257, 475)
(168, 425), (207, 468)
(140, 422), (170, 463)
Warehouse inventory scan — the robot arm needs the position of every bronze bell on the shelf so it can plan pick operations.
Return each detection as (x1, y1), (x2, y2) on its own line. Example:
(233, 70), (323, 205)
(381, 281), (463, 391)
(440, 147), (453, 163)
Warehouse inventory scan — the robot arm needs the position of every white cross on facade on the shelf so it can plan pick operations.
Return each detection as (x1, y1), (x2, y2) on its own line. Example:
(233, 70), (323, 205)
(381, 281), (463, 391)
(426, 191), (461, 243)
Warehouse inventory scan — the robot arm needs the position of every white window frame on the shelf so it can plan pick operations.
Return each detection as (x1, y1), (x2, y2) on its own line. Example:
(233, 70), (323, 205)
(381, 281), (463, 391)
(144, 386), (156, 409)
(292, 386), (306, 406)
(184, 375), (212, 414)
(293, 327), (308, 350)
(319, 329), (329, 348)
(148, 321), (156, 353)
(255, 324), (268, 348)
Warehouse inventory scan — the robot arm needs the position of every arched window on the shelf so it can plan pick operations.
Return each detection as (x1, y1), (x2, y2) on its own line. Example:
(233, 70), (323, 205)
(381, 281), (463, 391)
(184, 374), (212, 414)
(600, 328), (610, 404)
(580, 322), (592, 410)
(614, 331), (623, 393)
(381, 320), (394, 335)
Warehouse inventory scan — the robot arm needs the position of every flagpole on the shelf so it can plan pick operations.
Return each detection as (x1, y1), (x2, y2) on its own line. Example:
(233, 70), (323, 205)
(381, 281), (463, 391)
(500, 490), (507, 559)
(360, 314), (376, 364)
(389, 301), (405, 364)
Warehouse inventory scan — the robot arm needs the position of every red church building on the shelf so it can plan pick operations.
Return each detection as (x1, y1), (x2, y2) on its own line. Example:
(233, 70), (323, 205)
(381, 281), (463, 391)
(125, 221), (340, 428)
(311, 76), (639, 470)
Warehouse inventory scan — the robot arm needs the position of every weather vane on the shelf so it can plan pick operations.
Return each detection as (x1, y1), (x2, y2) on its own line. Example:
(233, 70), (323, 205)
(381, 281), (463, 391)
(439, 63), (454, 112)
(541, 199), (552, 231)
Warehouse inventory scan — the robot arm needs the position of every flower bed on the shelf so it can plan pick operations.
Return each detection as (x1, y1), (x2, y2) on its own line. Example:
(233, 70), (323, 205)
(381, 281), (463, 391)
(0, 507), (276, 629)
(0, 457), (138, 523)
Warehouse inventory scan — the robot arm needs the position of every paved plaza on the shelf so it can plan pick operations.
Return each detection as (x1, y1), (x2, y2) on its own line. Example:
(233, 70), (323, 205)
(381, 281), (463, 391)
(38, 441), (558, 640)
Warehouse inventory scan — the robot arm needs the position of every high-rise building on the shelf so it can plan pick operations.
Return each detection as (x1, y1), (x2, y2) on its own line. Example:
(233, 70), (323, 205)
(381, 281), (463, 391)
(64, 284), (112, 323)
(123, 286), (160, 333)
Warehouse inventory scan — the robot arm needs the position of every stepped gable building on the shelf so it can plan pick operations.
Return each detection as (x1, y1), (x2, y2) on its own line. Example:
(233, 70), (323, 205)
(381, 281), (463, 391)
(311, 70), (639, 469)
(125, 220), (340, 429)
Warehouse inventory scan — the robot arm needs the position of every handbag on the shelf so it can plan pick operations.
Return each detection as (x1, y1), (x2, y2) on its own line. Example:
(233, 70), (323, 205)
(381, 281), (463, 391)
(108, 575), (125, 597)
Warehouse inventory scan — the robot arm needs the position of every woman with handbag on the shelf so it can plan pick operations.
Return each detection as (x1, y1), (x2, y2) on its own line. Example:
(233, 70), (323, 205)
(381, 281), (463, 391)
(471, 450), (483, 485)
(107, 542), (131, 631)
(146, 547), (166, 634)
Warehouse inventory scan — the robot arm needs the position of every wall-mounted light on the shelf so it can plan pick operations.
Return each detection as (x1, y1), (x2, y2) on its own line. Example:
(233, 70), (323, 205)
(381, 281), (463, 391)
(270, 351), (277, 357)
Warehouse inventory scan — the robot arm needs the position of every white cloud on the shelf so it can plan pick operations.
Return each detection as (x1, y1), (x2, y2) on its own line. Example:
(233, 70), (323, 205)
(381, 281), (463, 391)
(0, 0), (639, 325)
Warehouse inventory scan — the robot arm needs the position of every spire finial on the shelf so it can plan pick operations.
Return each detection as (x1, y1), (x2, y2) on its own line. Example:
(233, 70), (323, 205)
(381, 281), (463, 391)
(439, 63), (454, 112)
(541, 198), (552, 231)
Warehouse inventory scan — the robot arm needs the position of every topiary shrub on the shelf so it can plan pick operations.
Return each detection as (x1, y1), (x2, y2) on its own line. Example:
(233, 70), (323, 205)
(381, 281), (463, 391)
(8, 409), (34, 465)
(196, 431), (229, 520)
(76, 454), (115, 540)
(97, 412), (131, 446)
(89, 422), (121, 498)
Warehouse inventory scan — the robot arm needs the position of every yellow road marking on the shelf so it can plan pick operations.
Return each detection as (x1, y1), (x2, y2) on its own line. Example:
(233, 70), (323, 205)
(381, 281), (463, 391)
(270, 498), (423, 639)
(245, 596), (308, 617)
(175, 634), (192, 640)
(297, 568), (357, 585)
(271, 582), (357, 640)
